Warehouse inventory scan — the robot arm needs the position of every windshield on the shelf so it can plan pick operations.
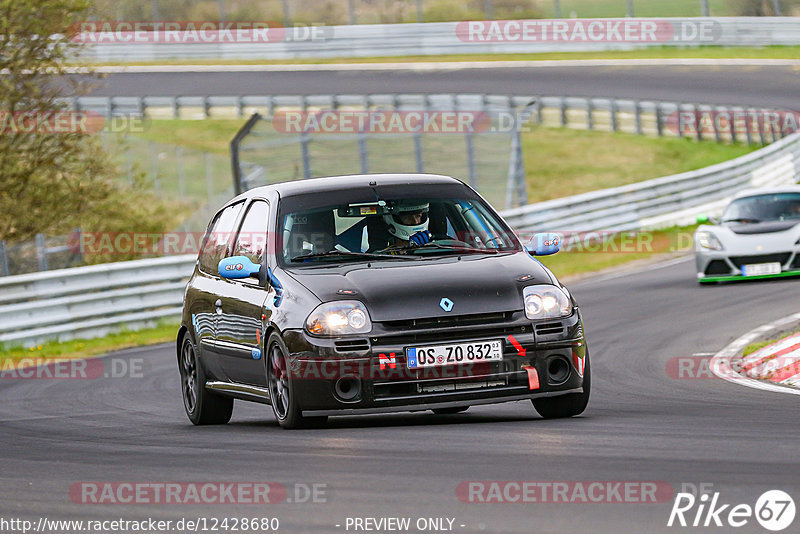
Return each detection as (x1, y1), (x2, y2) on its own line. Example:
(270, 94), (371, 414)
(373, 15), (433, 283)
(279, 193), (520, 265)
(722, 193), (800, 223)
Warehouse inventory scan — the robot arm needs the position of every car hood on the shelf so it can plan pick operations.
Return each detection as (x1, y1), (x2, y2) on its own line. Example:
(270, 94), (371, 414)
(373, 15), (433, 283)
(284, 252), (555, 322)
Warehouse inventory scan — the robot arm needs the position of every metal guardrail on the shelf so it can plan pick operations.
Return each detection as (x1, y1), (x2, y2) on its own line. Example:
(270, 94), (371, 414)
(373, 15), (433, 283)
(503, 131), (800, 233)
(78, 17), (800, 61)
(0, 255), (195, 347)
(72, 93), (791, 145)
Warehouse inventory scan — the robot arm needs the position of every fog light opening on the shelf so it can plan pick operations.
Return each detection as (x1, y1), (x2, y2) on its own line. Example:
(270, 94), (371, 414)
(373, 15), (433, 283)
(547, 356), (571, 385)
(334, 377), (362, 402)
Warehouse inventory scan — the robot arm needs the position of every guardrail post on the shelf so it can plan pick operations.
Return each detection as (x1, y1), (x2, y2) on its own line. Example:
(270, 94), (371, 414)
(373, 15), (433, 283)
(416, 0), (424, 22)
(126, 145), (134, 185)
(35, 234), (48, 272)
(203, 96), (211, 118)
(466, 132), (477, 189)
(172, 96), (180, 119)
(712, 106), (722, 143)
(730, 108), (738, 144)
(610, 99), (619, 132)
(701, 0), (709, 16)
(694, 105), (703, 142)
(560, 97), (568, 126)
(744, 109), (754, 146)
(300, 132), (311, 179)
(586, 98), (594, 131)
(626, 0), (634, 17)
(414, 133), (424, 172)
(773, 0), (782, 15)
(0, 240), (8, 277)
(757, 110), (767, 145)
(236, 96), (244, 118)
(634, 100), (642, 135)
(138, 96), (145, 117)
(534, 98), (543, 124)
(358, 132), (369, 174)
(553, 0), (562, 18)
(655, 103), (664, 137)
(676, 104), (684, 138)
(347, 0), (356, 25)
(485, 0), (494, 19)
(106, 97), (113, 119)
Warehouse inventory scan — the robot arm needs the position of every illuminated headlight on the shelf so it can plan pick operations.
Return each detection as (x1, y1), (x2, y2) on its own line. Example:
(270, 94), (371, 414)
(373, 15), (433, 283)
(306, 301), (372, 336)
(523, 285), (572, 320)
(695, 231), (724, 251)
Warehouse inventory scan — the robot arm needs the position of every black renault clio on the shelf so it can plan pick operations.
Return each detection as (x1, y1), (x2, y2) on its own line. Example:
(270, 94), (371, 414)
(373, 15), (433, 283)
(178, 174), (590, 429)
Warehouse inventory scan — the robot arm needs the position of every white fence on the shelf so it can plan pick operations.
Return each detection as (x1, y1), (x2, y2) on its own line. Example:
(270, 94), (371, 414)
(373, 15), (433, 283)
(78, 18), (800, 61)
(2, 132), (799, 348)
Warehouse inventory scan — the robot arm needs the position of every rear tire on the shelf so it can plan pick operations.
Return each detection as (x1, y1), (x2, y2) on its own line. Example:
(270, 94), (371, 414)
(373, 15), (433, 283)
(179, 334), (233, 425)
(266, 332), (327, 430)
(532, 351), (591, 419)
(432, 406), (469, 415)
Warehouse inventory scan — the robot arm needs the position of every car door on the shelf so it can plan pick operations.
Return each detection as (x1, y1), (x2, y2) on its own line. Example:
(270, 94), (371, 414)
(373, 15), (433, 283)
(191, 201), (245, 379)
(215, 199), (272, 386)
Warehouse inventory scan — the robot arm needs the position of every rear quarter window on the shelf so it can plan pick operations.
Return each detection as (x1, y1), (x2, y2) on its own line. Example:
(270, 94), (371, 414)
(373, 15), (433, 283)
(198, 202), (244, 275)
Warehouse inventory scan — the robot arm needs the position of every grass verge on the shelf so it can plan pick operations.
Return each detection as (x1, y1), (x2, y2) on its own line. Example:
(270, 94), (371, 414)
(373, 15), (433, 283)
(0, 321), (177, 367)
(742, 329), (800, 357)
(538, 225), (696, 279)
(75, 46), (800, 67)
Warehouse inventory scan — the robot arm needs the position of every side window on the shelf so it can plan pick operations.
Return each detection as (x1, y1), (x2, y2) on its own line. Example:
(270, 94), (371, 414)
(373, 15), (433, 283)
(198, 202), (244, 275)
(233, 200), (269, 267)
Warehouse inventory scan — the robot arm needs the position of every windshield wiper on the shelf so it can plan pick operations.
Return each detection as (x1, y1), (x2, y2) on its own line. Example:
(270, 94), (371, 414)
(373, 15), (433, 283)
(390, 242), (502, 255)
(290, 250), (416, 262)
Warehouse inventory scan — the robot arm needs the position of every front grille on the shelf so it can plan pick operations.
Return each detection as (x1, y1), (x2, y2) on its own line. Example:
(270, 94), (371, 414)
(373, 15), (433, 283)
(380, 311), (513, 330)
(377, 325), (524, 346)
(334, 339), (370, 353)
(535, 322), (563, 335)
(729, 253), (791, 269)
(372, 368), (527, 401)
(705, 260), (731, 275)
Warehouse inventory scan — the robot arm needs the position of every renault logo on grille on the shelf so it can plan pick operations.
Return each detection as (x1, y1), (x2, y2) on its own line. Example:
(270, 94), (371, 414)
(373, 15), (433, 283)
(439, 298), (454, 312)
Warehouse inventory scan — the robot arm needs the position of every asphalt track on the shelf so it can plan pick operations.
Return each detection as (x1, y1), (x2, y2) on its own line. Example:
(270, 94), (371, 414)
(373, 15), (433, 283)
(2, 256), (799, 534)
(80, 64), (800, 108)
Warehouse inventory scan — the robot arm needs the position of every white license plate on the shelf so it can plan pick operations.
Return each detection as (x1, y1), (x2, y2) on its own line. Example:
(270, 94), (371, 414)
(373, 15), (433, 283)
(406, 340), (503, 369)
(742, 262), (781, 277)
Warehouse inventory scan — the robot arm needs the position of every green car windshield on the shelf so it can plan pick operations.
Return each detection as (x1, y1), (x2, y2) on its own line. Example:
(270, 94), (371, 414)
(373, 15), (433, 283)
(722, 193), (800, 223)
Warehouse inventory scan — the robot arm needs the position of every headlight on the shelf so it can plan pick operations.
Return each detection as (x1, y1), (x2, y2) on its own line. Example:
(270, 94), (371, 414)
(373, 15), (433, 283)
(695, 231), (724, 251)
(523, 285), (572, 320)
(305, 300), (372, 336)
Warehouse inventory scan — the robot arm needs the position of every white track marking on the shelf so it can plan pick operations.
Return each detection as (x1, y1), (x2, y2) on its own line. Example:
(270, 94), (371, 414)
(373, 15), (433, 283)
(710, 312), (800, 396)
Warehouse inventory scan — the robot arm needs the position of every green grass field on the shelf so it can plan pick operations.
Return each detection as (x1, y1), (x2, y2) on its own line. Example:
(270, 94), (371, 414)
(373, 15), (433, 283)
(79, 46), (800, 67)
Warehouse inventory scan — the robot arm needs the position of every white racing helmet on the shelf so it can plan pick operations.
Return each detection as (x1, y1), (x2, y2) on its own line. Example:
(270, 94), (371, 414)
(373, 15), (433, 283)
(383, 202), (430, 241)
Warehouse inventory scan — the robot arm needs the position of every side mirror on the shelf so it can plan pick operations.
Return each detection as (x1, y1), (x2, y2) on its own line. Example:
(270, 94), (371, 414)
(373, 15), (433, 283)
(526, 233), (561, 256)
(218, 256), (262, 280)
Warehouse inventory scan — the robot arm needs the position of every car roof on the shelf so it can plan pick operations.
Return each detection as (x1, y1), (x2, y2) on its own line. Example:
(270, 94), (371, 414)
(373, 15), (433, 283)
(231, 174), (463, 202)
(732, 185), (800, 200)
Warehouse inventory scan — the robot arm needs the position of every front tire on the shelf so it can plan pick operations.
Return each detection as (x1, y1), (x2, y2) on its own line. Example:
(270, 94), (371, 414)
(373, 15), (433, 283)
(266, 333), (327, 430)
(179, 334), (233, 425)
(532, 351), (591, 419)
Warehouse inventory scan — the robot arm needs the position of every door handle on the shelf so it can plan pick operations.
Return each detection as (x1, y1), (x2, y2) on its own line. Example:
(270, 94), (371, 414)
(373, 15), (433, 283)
(215, 299), (223, 314)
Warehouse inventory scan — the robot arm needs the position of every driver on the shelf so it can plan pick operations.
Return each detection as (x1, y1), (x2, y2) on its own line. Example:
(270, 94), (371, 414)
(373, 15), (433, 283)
(383, 203), (433, 247)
